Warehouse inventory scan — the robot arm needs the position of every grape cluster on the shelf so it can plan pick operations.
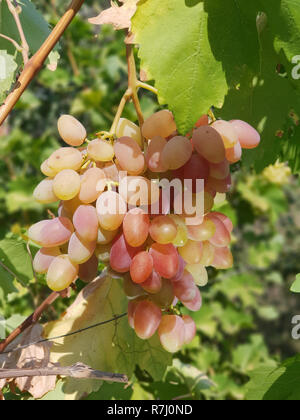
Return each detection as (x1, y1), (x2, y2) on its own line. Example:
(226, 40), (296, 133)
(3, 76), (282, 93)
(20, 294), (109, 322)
(29, 110), (260, 353)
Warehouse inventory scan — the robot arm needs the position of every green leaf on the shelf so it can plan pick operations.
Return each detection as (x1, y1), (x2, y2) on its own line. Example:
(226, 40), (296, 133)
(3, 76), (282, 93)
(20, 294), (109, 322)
(291, 274), (300, 293)
(0, 50), (17, 102)
(246, 355), (300, 400)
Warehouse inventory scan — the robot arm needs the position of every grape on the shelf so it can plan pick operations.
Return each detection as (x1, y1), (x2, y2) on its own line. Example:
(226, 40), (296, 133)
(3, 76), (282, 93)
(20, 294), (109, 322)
(182, 315), (197, 344)
(158, 315), (185, 353)
(123, 208), (150, 247)
(47, 255), (78, 292)
(79, 167), (106, 203)
(134, 300), (162, 340)
(211, 212), (233, 233)
(114, 137), (145, 176)
(68, 232), (96, 264)
(149, 243), (179, 279)
(150, 279), (174, 309)
(209, 160), (230, 180)
(230, 120), (260, 149)
(182, 154), (210, 193)
(212, 246), (233, 269)
(172, 270), (198, 302)
(174, 190), (214, 220)
(110, 234), (142, 273)
(130, 251), (154, 284)
(161, 136), (193, 170)
(169, 215), (188, 247)
(141, 270), (162, 294)
(206, 174), (232, 194)
(123, 274), (145, 298)
(207, 214), (231, 247)
(187, 218), (216, 242)
(146, 136), (168, 173)
(73, 205), (98, 242)
(28, 217), (74, 247)
(178, 240), (203, 265)
(97, 225), (119, 245)
(63, 196), (83, 216)
(192, 126), (225, 164)
(128, 299), (140, 329)
(53, 169), (81, 200)
(170, 255), (186, 282)
(142, 110), (176, 139)
(149, 215), (177, 244)
(185, 263), (208, 286)
(199, 241), (215, 266)
(195, 115), (209, 128)
(226, 141), (242, 163)
(116, 118), (142, 148)
(48, 147), (82, 172)
(212, 120), (239, 149)
(57, 115), (87, 147)
(119, 176), (160, 207)
(78, 254), (99, 283)
(148, 188), (171, 217)
(33, 178), (58, 204)
(41, 159), (58, 177)
(182, 287), (202, 311)
(96, 191), (127, 231)
(88, 139), (115, 162)
(33, 247), (61, 274)
(95, 243), (112, 263)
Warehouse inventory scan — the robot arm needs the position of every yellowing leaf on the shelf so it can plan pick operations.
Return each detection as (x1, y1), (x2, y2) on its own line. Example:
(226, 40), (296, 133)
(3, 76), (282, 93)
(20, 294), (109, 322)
(44, 271), (172, 400)
(88, 0), (139, 30)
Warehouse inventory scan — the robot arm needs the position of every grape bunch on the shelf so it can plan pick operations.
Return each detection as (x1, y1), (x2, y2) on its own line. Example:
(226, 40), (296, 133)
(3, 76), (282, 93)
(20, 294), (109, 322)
(28, 110), (260, 353)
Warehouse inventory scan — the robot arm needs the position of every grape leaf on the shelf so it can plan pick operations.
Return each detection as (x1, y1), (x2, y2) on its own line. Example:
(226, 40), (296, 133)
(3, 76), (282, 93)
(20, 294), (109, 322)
(44, 272), (172, 400)
(291, 274), (300, 293)
(0, 50), (17, 102)
(131, 0), (260, 135)
(246, 355), (300, 400)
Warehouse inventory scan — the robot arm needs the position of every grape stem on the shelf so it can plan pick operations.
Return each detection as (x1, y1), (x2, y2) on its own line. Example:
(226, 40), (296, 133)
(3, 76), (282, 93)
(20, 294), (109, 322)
(0, 0), (85, 127)
(137, 81), (158, 96)
(0, 33), (23, 53)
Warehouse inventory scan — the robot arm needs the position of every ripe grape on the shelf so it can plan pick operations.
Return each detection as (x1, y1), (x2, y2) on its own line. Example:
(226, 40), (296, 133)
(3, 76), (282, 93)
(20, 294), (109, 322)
(48, 147), (82, 172)
(207, 214), (231, 247)
(33, 247), (61, 274)
(226, 141), (242, 163)
(130, 251), (154, 284)
(192, 126), (225, 163)
(199, 241), (215, 266)
(96, 191), (127, 231)
(134, 300), (162, 340)
(53, 169), (81, 200)
(142, 110), (176, 139)
(110, 234), (142, 273)
(47, 255), (78, 291)
(161, 136), (193, 170)
(172, 270), (198, 302)
(179, 240), (203, 265)
(185, 263), (208, 286)
(97, 225), (119, 245)
(78, 254), (99, 283)
(33, 178), (58, 204)
(119, 176), (160, 207)
(212, 246), (233, 269)
(128, 299), (140, 329)
(230, 120), (260, 149)
(169, 215), (188, 247)
(212, 120), (238, 149)
(116, 118), (142, 148)
(146, 136), (168, 173)
(170, 255), (186, 283)
(57, 115), (86, 147)
(209, 160), (230, 180)
(158, 315), (185, 353)
(123, 208), (150, 247)
(182, 315), (197, 344)
(41, 159), (58, 177)
(149, 243), (179, 279)
(187, 218), (216, 242)
(206, 174), (232, 194)
(182, 287), (202, 312)
(79, 167), (106, 203)
(63, 196), (83, 216)
(211, 212), (233, 233)
(87, 139), (115, 162)
(114, 137), (145, 175)
(141, 271), (162, 294)
(28, 217), (74, 247)
(150, 279), (174, 309)
(149, 215), (177, 244)
(182, 154), (210, 193)
(73, 205), (98, 242)
(68, 232), (96, 264)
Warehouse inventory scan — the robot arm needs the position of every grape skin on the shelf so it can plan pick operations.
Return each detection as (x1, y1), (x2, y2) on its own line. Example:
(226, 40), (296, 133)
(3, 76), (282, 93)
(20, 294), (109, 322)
(57, 115), (87, 147)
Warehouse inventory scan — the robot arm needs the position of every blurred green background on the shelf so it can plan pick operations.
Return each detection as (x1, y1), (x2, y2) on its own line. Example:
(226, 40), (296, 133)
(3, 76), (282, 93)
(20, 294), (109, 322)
(0, 0), (299, 400)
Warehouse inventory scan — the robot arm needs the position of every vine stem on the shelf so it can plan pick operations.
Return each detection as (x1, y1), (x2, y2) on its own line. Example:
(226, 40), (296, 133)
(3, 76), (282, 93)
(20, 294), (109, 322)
(0, 0), (85, 127)
(6, 0), (29, 64)
(0, 33), (22, 52)
(126, 44), (144, 131)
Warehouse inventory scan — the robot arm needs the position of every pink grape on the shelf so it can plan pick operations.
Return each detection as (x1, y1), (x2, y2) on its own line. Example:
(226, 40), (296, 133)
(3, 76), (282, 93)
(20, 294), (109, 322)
(230, 120), (261, 149)
(78, 254), (99, 283)
(182, 154), (210, 193)
(146, 136), (168, 172)
(28, 217), (74, 247)
(212, 246), (233, 269)
(209, 160), (230, 180)
(211, 212), (233, 233)
(130, 251), (154, 284)
(123, 208), (150, 247)
(199, 241), (215, 266)
(46, 255), (78, 292)
(161, 136), (193, 170)
(142, 110), (177, 139)
(87, 139), (115, 162)
(114, 137), (145, 176)
(158, 315), (185, 353)
(57, 115), (86, 147)
(212, 120), (239, 149)
(110, 234), (143, 273)
(149, 243), (179, 279)
(207, 214), (231, 247)
(68, 232), (96, 264)
(48, 147), (82, 172)
(206, 174), (232, 193)
(172, 270), (198, 302)
(134, 300), (162, 340)
(182, 287), (202, 312)
(79, 167), (106, 204)
(179, 240), (203, 265)
(150, 279), (175, 309)
(149, 215), (177, 244)
(33, 247), (61, 274)
(182, 315), (197, 344)
(73, 205), (98, 242)
(226, 141), (242, 163)
(170, 255), (186, 283)
(187, 218), (216, 242)
(192, 126), (225, 163)
(119, 176), (160, 207)
(141, 271), (162, 294)
(96, 191), (127, 231)
(128, 299), (140, 329)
